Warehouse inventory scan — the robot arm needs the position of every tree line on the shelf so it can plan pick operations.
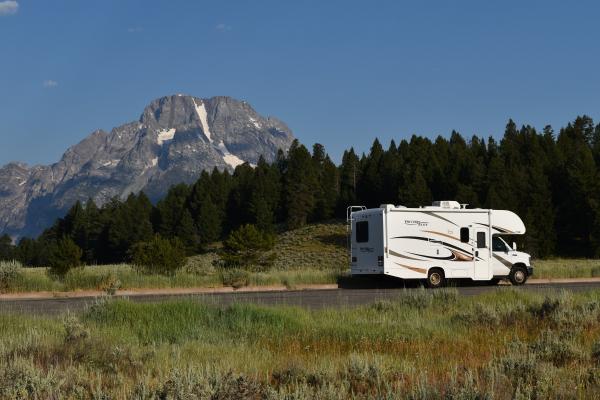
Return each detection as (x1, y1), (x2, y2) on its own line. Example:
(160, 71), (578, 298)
(1, 115), (600, 264)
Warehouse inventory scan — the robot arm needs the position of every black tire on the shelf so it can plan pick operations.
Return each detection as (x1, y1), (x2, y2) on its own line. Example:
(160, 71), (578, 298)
(426, 269), (446, 288)
(509, 266), (528, 286)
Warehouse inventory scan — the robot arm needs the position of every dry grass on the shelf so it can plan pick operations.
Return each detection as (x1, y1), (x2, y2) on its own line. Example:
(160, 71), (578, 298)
(2, 289), (600, 398)
(533, 258), (600, 279)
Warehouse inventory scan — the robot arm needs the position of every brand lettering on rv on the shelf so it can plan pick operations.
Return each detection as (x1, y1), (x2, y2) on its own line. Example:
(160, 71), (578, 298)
(360, 247), (374, 253)
(404, 220), (429, 227)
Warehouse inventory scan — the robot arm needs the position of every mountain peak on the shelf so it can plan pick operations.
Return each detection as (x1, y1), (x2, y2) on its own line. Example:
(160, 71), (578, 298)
(0, 94), (295, 238)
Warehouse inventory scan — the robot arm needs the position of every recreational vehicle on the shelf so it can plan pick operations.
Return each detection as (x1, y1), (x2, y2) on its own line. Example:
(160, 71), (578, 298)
(348, 201), (533, 287)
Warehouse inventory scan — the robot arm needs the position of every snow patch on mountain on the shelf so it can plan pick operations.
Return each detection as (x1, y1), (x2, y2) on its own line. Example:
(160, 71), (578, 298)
(217, 140), (245, 168)
(157, 128), (176, 145)
(193, 99), (212, 142)
(102, 160), (120, 167)
(249, 117), (261, 129)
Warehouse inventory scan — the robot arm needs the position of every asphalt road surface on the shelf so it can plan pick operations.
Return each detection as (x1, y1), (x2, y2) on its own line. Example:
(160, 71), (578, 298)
(2, 281), (600, 316)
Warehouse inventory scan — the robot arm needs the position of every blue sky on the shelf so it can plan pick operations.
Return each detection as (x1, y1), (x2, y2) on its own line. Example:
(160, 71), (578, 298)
(1, 0), (599, 166)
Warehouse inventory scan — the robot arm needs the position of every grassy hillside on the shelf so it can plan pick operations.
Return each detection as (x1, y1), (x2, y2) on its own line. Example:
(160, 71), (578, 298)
(0, 223), (349, 293)
(272, 222), (347, 271)
(2, 289), (600, 397)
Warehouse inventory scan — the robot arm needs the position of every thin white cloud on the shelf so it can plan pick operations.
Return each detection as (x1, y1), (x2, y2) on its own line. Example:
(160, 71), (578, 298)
(128, 26), (143, 33)
(43, 80), (58, 88)
(216, 23), (232, 32)
(0, 1), (18, 16)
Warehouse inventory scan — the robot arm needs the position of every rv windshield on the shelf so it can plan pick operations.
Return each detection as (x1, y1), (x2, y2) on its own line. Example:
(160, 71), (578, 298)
(492, 236), (510, 252)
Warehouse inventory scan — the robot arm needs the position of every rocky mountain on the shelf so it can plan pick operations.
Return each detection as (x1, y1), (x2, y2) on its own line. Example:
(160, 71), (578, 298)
(0, 95), (294, 238)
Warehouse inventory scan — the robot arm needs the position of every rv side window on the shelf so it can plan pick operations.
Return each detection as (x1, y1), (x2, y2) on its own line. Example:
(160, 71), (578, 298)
(460, 227), (469, 243)
(356, 221), (369, 243)
(476, 232), (486, 248)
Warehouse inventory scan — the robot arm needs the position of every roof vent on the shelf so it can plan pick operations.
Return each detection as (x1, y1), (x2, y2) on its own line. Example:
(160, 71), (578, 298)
(431, 200), (461, 209)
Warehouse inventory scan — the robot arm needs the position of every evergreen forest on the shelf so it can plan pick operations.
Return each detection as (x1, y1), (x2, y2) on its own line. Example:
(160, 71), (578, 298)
(2, 116), (600, 265)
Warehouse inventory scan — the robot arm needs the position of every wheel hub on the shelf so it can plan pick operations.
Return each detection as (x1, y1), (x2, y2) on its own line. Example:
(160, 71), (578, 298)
(515, 270), (525, 283)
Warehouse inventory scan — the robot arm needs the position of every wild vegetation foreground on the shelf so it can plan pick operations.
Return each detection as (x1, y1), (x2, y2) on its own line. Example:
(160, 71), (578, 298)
(2, 288), (600, 398)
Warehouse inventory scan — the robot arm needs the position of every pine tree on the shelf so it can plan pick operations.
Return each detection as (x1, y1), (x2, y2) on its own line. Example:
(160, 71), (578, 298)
(284, 140), (318, 229)
(357, 138), (384, 208)
(554, 118), (598, 256)
(399, 167), (431, 207)
(337, 148), (360, 217)
(0, 234), (13, 261)
(311, 144), (339, 221)
(197, 196), (222, 245)
(176, 209), (199, 253)
(248, 157), (281, 232)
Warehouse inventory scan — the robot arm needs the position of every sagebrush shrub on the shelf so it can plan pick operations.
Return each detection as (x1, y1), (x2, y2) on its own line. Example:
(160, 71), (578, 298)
(63, 315), (90, 344)
(395, 287), (459, 310)
(530, 329), (584, 366)
(0, 260), (22, 293)
(99, 272), (121, 295)
(219, 268), (250, 288)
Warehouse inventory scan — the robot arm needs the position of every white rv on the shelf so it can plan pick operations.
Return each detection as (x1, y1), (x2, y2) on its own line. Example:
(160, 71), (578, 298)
(348, 201), (533, 287)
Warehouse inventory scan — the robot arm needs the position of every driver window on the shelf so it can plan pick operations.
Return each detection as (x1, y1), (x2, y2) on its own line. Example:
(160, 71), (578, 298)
(492, 237), (506, 252)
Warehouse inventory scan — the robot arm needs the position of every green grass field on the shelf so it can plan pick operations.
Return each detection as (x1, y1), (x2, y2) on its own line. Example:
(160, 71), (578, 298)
(2, 288), (600, 398)
(2, 223), (600, 294)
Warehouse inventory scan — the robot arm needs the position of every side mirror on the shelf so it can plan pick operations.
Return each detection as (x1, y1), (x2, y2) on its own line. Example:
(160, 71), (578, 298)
(512, 242), (517, 251)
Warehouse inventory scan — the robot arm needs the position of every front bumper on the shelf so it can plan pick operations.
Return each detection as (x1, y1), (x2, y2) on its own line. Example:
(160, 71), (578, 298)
(527, 266), (534, 276)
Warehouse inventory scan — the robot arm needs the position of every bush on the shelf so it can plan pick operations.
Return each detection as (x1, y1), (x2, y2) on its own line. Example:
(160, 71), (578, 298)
(0, 260), (23, 293)
(130, 236), (186, 276)
(219, 268), (250, 289)
(63, 315), (90, 344)
(530, 329), (583, 366)
(99, 272), (121, 295)
(47, 237), (82, 279)
(220, 224), (275, 270)
(397, 287), (459, 310)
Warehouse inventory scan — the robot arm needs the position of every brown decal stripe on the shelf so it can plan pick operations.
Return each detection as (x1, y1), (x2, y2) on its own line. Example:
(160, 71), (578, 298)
(422, 230), (459, 241)
(392, 236), (475, 258)
(493, 254), (513, 268)
(394, 262), (427, 274)
(389, 250), (422, 261)
(476, 223), (514, 234)
(407, 251), (455, 261)
(422, 211), (459, 226)
(450, 249), (473, 261)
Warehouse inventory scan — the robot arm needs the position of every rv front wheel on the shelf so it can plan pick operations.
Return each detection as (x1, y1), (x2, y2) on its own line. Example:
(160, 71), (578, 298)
(426, 269), (446, 288)
(509, 266), (528, 286)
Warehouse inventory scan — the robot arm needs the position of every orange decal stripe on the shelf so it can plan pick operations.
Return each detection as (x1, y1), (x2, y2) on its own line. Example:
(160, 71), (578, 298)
(394, 262), (427, 274)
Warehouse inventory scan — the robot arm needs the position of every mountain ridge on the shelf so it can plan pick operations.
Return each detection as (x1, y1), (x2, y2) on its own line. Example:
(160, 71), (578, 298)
(0, 94), (295, 238)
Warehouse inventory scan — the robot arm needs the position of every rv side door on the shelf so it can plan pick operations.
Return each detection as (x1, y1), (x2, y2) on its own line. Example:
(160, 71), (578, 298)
(473, 228), (491, 280)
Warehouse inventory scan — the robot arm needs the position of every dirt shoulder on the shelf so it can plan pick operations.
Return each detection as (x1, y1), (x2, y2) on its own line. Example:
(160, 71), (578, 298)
(0, 284), (339, 301)
(3, 277), (600, 301)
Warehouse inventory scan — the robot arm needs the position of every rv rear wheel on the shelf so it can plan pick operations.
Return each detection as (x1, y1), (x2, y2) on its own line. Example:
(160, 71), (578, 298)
(426, 269), (446, 288)
(509, 266), (528, 286)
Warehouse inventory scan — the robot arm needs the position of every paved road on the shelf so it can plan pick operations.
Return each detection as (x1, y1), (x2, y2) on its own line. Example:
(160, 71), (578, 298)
(2, 281), (600, 316)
